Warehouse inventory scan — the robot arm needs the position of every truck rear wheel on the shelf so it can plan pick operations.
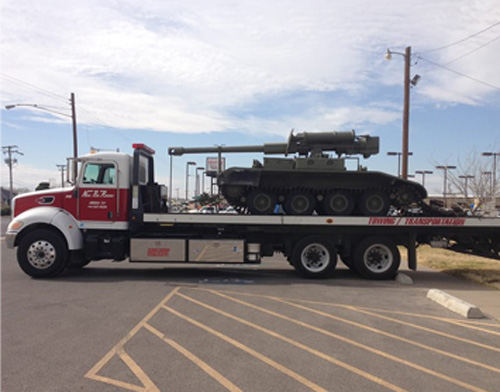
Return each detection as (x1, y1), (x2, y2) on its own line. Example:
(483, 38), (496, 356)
(353, 236), (400, 280)
(17, 230), (68, 278)
(292, 237), (337, 278)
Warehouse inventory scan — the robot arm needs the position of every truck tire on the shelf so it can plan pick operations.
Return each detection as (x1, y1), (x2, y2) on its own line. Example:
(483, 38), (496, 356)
(292, 237), (337, 278)
(17, 230), (68, 278)
(353, 236), (400, 280)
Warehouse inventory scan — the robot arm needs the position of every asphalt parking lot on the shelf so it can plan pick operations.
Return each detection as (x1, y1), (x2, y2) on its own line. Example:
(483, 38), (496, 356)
(2, 217), (500, 391)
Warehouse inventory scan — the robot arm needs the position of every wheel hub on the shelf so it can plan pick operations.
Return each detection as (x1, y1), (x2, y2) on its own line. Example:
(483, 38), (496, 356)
(364, 245), (392, 272)
(302, 244), (329, 272)
(27, 240), (56, 269)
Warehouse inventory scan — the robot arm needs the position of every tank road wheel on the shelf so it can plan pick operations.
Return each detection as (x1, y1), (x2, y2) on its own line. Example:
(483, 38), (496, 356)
(247, 189), (277, 215)
(394, 186), (418, 207)
(357, 190), (390, 216)
(283, 191), (316, 215)
(353, 236), (400, 280)
(292, 237), (337, 278)
(222, 185), (245, 203)
(17, 230), (68, 278)
(322, 192), (355, 216)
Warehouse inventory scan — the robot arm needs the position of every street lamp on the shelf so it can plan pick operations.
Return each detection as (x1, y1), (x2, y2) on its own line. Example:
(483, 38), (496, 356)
(185, 161), (196, 201)
(458, 174), (474, 199)
(387, 151), (413, 177)
(56, 164), (66, 188)
(195, 167), (205, 196)
(436, 165), (456, 206)
(415, 170), (433, 187)
(385, 47), (421, 180)
(482, 152), (499, 206)
(5, 93), (78, 178)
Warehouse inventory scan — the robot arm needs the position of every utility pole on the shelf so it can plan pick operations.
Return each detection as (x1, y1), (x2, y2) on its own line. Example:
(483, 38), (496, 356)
(402, 46), (411, 180)
(70, 93), (78, 179)
(2, 145), (23, 205)
(56, 164), (66, 188)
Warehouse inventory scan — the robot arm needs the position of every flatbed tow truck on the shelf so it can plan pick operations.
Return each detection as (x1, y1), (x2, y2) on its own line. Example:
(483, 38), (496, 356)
(6, 143), (500, 279)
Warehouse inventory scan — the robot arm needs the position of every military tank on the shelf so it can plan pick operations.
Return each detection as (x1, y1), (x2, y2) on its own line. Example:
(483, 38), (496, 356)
(169, 130), (427, 216)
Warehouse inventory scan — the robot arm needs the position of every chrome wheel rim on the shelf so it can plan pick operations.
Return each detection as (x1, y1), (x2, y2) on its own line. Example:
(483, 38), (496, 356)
(27, 240), (56, 270)
(301, 243), (330, 272)
(363, 244), (392, 273)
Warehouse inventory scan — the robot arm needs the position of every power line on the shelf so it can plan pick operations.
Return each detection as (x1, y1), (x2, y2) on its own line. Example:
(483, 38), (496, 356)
(421, 20), (500, 54)
(443, 33), (500, 65)
(0, 73), (69, 102)
(417, 56), (500, 91)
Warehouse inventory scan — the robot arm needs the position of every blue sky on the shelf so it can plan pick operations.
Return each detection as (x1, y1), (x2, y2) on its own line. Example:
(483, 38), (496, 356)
(1, 0), (500, 197)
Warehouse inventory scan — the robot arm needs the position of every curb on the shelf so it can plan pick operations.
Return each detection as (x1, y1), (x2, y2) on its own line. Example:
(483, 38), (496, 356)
(426, 289), (483, 319)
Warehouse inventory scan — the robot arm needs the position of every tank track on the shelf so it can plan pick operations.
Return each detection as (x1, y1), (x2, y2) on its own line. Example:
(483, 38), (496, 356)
(221, 184), (466, 217)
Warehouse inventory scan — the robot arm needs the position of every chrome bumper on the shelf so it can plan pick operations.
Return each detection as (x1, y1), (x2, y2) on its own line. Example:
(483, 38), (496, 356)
(5, 233), (16, 249)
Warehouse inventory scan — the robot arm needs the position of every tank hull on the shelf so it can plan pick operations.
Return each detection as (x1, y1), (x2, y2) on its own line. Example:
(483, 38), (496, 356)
(218, 167), (427, 216)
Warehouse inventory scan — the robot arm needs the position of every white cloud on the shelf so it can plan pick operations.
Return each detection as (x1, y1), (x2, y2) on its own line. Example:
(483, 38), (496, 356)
(1, 163), (60, 190)
(1, 0), (499, 134)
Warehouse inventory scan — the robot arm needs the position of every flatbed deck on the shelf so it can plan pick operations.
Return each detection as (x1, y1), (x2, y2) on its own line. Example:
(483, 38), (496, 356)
(144, 213), (500, 228)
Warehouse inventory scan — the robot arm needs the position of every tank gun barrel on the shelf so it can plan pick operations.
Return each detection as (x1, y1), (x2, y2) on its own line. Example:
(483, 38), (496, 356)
(168, 130), (379, 158)
(168, 143), (288, 156)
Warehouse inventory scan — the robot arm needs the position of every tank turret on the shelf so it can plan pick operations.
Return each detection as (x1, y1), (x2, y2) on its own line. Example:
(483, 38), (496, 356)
(168, 130), (427, 216)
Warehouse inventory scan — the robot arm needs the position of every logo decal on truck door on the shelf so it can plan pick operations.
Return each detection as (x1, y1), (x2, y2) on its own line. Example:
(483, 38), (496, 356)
(81, 190), (115, 198)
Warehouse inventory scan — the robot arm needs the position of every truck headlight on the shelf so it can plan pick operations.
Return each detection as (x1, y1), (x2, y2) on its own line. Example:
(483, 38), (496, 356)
(8, 220), (24, 231)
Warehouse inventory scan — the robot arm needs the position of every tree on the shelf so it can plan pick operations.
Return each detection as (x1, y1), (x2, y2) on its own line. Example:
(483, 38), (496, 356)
(444, 150), (496, 210)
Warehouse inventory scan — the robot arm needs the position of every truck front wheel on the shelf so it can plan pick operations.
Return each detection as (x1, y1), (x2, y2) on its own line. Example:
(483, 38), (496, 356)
(292, 237), (337, 279)
(353, 236), (400, 280)
(17, 230), (68, 278)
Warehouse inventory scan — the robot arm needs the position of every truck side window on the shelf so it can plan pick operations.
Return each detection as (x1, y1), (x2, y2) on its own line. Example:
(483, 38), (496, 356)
(83, 163), (116, 185)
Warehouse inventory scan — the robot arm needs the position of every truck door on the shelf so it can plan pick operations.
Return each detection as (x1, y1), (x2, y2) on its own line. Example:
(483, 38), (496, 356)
(78, 161), (118, 223)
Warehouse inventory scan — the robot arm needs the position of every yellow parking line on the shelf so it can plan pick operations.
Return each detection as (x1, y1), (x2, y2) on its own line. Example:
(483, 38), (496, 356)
(143, 323), (244, 392)
(173, 293), (408, 392)
(163, 305), (330, 392)
(209, 291), (489, 392)
(118, 349), (160, 392)
(269, 296), (500, 374)
(199, 288), (500, 345)
(85, 287), (180, 391)
(343, 306), (500, 353)
(444, 321), (500, 336)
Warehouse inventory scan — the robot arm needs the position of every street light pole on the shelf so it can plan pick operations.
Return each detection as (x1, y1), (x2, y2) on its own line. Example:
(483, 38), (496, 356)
(415, 170), (433, 188)
(185, 161), (196, 201)
(5, 93), (78, 178)
(436, 165), (456, 207)
(196, 167), (205, 196)
(56, 164), (66, 188)
(458, 174), (474, 199)
(387, 151), (413, 177)
(482, 152), (499, 208)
